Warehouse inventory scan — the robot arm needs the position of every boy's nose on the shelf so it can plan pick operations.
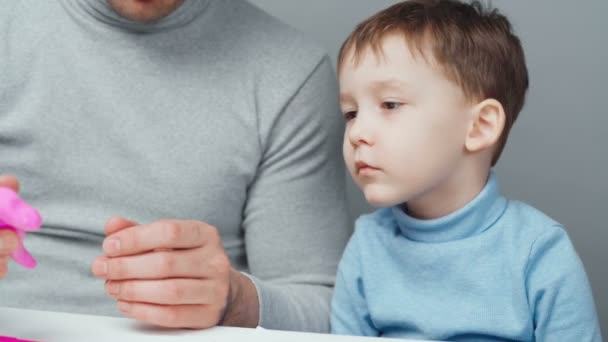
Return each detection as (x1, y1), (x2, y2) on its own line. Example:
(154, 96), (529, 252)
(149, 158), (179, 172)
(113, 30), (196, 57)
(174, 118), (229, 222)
(348, 114), (374, 147)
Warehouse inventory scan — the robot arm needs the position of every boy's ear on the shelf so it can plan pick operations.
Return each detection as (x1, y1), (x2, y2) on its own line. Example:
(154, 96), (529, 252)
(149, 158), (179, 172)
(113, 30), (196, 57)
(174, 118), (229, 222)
(465, 99), (505, 153)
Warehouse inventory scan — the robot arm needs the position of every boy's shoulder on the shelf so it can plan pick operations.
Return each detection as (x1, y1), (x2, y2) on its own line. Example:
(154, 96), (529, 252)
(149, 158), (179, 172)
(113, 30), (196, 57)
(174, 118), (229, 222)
(504, 199), (563, 233)
(352, 207), (400, 240)
(342, 208), (400, 259)
(501, 199), (573, 253)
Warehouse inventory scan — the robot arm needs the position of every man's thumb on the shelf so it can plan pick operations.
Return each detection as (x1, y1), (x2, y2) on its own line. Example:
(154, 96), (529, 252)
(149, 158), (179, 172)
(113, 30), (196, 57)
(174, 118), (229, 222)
(0, 175), (20, 193)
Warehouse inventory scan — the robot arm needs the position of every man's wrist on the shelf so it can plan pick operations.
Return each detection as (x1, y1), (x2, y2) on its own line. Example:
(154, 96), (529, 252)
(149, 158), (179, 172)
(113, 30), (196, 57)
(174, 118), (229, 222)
(219, 269), (260, 328)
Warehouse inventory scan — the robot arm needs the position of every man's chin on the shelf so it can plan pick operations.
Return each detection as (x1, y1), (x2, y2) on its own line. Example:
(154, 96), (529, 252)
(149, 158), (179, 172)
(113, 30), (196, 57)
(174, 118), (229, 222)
(107, 0), (184, 23)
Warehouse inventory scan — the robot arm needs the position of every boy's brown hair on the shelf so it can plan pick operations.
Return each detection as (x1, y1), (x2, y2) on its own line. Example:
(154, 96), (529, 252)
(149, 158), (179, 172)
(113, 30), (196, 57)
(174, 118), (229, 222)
(338, 0), (529, 165)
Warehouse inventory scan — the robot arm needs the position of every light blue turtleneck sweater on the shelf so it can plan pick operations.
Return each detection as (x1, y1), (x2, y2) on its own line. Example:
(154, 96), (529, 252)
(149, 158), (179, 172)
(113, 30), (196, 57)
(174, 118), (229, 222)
(331, 173), (602, 341)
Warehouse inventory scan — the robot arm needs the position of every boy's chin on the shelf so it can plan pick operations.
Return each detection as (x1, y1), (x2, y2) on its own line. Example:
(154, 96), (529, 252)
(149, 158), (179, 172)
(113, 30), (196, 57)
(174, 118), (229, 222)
(363, 189), (402, 208)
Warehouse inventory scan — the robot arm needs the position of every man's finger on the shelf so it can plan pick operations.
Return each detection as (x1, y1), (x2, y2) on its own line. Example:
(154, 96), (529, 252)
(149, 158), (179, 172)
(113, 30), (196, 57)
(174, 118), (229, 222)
(0, 230), (19, 255)
(0, 260), (7, 279)
(0, 175), (20, 192)
(116, 301), (220, 329)
(92, 247), (226, 280)
(103, 220), (217, 257)
(105, 278), (224, 305)
(105, 216), (139, 236)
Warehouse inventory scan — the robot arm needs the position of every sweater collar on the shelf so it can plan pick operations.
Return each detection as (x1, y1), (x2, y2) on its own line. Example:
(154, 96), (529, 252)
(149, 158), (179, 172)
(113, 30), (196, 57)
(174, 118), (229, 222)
(392, 171), (508, 243)
(62, 0), (210, 33)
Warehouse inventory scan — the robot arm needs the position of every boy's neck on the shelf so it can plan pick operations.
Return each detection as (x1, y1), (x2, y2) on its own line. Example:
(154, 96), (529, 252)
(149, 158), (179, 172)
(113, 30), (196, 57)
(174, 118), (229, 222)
(403, 162), (491, 220)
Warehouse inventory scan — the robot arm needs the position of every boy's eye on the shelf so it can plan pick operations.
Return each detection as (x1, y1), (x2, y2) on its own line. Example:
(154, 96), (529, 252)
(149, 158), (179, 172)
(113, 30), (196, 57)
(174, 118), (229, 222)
(382, 102), (402, 110)
(343, 111), (357, 121)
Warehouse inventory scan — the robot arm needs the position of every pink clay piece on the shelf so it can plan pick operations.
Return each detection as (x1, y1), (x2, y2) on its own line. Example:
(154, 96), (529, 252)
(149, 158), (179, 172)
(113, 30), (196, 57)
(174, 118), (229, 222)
(0, 187), (42, 268)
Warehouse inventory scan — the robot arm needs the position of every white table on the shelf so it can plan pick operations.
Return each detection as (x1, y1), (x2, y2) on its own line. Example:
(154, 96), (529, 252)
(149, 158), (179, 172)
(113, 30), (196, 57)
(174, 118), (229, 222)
(0, 307), (426, 342)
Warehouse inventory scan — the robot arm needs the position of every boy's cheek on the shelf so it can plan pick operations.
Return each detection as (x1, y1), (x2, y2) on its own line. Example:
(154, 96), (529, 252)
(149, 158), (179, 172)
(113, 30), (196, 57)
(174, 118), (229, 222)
(342, 149), (357, 176)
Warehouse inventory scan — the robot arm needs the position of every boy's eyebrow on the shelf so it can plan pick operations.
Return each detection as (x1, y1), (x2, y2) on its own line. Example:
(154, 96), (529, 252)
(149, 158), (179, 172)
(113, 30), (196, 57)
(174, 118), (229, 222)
(339, 79), (410, 103)
(370, 79), (410, 91)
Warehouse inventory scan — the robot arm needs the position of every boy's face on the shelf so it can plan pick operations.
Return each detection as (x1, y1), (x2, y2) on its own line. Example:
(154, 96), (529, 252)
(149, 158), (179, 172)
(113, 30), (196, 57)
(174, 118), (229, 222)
(339, 34), (473, 207)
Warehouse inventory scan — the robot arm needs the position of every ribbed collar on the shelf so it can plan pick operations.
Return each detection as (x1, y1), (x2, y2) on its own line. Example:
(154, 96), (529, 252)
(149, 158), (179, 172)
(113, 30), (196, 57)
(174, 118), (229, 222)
(61, 0), (210, 33)
(392, 172), (508, 243)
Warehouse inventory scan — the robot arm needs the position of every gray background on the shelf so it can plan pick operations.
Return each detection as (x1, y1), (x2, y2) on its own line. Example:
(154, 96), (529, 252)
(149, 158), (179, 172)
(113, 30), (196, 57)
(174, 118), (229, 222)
(250, 0), (607, 337)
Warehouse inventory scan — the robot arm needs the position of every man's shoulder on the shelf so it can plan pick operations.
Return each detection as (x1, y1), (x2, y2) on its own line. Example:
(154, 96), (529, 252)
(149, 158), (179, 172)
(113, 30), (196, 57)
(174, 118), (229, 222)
(214, 1), (328, 68)
(0, 3), (18, 30)
(1, 2), (58, 21)
(1, 2), (61, 39)
(1, 2), (60, 76)
(0, 2), (17, 18)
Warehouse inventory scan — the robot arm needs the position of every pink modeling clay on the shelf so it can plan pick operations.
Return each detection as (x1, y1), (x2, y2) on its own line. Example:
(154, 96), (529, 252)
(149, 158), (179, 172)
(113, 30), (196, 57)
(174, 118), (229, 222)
(0, 336), (38, 342)
(0, 187), (42, 268)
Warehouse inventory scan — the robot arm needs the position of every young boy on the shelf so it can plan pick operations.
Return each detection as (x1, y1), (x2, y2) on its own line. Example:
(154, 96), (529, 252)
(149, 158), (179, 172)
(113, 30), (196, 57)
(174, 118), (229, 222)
(331, 1), (602, 341)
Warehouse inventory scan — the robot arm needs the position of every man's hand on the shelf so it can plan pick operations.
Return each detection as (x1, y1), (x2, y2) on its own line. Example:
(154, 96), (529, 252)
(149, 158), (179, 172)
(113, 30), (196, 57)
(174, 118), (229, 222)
(92, 217), (259, 329)
(0, 175), (21, 279)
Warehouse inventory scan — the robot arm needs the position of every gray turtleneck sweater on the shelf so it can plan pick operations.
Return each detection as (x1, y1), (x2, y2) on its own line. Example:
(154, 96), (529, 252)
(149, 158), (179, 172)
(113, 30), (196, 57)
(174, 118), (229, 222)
(0, 0), (351, 332)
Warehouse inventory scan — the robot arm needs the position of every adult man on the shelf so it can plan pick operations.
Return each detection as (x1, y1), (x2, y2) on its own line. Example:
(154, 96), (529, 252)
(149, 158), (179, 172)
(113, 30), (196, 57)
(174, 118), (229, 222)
(0, 0), (350, 332)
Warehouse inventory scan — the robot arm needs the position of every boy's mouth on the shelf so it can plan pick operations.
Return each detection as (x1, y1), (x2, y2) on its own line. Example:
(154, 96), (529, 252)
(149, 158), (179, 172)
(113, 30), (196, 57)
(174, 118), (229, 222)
(355, 161), (381, 174)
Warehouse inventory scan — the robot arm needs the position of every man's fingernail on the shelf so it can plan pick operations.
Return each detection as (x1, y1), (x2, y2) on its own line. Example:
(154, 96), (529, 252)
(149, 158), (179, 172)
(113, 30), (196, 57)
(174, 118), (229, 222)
(93, 259), (108, 276)
(103, 238), (121, 254)
(117, 301), (130, 314)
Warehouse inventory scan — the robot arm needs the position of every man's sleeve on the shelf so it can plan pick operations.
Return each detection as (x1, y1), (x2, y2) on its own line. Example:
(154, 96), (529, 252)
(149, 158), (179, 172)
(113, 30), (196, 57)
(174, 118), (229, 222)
(526, 225), (603, 341)
(242, 55), (352, 332)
